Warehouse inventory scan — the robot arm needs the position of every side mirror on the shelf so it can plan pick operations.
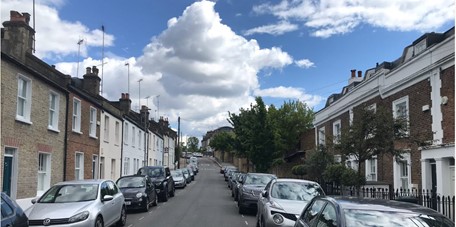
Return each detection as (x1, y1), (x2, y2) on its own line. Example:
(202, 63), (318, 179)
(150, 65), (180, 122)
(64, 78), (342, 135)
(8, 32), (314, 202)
(238, 179), (243, 184)
(102, 195), (114, 202)
(31, 198), (37, 204)
(261, 190), (268, 198)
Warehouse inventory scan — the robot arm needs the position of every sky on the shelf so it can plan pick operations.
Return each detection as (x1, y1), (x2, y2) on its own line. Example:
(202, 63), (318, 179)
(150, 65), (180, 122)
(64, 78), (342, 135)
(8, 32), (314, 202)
(1, 0), (454, 140)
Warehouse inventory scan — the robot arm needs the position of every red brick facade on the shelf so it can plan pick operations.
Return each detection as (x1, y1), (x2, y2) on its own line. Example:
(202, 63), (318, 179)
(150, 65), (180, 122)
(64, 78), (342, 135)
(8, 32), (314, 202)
(441, 66), (455, 144)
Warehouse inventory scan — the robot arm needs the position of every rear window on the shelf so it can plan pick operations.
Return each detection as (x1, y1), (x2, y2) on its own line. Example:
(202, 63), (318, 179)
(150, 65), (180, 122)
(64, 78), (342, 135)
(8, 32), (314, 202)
(344, 209), (454, 227)
(138, 167), (164, 177)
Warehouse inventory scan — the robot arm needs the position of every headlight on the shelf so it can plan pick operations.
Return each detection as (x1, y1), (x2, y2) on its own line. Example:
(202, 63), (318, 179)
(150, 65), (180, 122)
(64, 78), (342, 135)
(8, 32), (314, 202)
(136, 193), (143, 198)
(268, 201), (284, 211)
(272, 213), (284, 224)
(68, 211), (89, 223)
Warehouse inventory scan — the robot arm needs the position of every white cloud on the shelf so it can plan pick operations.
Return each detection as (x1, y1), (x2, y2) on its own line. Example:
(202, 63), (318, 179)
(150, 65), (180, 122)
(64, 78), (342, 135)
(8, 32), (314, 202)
(1, 0), (114, 60)
(252, 0), (455, 37)
(254, 86), (323, 107)
(295, 59), (315, 68)
(244, 20), (298, 36)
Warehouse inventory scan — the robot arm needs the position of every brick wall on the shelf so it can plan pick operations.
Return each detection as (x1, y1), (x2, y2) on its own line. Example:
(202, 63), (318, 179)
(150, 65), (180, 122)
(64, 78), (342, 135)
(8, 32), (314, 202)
(441, 65), (455, 144)
(1, 60), (66, 199)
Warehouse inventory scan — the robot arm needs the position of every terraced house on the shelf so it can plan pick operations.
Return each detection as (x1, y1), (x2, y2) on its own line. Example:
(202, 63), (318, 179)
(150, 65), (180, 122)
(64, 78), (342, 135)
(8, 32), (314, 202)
(312, 27), (454, 196)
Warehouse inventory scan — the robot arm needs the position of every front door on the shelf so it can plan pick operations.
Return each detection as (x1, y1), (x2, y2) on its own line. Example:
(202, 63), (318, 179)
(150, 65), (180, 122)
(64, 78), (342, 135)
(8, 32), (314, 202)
(2, 156), (13, 196)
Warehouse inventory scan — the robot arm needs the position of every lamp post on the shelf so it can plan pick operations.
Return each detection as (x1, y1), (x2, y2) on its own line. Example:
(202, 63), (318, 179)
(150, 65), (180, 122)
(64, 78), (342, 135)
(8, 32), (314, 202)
(77, 39), (84, 78)
(125, 62), (130, 94)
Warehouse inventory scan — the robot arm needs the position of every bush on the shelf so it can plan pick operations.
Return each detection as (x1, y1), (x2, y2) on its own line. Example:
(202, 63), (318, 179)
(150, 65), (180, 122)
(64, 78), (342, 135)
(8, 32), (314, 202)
(324, 164), (365, 187)
(292, 165), (307, 177)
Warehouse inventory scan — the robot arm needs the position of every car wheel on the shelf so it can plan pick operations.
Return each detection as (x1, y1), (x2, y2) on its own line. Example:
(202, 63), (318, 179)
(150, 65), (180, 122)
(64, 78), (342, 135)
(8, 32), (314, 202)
(238, 205), (245, 214)
(152, 193), (158, 206)
(95, 216), (103, 227)
(116, 207), (126, 226)
(143, 197), (150, 212)
(170, 185), (175, 197)
(162, 190), (169, 202)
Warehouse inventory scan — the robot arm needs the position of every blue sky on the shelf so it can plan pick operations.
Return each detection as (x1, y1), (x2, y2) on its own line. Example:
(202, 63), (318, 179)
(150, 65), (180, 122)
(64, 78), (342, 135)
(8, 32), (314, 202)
(2, 0), (454, 139)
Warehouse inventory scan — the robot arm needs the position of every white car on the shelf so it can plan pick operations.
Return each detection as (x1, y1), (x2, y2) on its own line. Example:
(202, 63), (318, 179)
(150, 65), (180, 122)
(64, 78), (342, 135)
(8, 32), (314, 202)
(25, 179), (126, 227)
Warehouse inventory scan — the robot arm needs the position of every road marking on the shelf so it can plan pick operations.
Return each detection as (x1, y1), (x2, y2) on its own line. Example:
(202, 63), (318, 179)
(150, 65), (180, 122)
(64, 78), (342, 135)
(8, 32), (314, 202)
(139, 217), (145, 221)
(245, 221), (248, 225)
(128, 224), (133, 227)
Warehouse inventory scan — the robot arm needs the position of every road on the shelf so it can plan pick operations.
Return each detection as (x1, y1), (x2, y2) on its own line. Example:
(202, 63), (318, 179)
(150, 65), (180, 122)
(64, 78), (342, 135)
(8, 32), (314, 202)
(124, 157), (256, 227)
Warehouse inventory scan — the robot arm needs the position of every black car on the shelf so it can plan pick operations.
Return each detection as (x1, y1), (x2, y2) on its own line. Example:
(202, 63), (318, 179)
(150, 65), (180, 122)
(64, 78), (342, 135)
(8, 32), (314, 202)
(137, 166), (175, 202)
(237, 173), (277, 214)
(294, 196), (455, 227)
(116, 175), (158, 212)
(1, 192), (29, 227)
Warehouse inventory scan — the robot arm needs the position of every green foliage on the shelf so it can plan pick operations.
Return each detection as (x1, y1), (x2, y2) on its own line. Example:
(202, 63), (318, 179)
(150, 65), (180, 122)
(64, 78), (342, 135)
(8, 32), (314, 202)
(291, 165), (307, 177)
(304, 146), (334, 183)
(323, 164), (366, 187)
(187, 136), (200, 153)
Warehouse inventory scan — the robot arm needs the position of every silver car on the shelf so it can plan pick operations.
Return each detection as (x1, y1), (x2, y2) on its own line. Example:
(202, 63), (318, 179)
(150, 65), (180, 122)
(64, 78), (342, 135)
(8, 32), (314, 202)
(25, 179), (127, 227)
(256, 179), (324, 227)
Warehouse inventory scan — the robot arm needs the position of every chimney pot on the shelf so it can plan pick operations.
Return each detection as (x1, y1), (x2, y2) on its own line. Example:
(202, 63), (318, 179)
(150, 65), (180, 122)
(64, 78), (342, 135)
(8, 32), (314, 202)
(92, 66), (98, 75)
(358, 71), (362, 78)
(86, 67), (91, 74)
(121, 93), (125, 99)
(126, 93), (129, 99)
(351, 69), (356, 78)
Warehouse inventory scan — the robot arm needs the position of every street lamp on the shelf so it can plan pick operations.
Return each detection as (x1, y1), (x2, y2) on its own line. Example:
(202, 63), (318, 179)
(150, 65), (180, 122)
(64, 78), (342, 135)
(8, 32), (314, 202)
(145, 95), (151, 108)
(125, 62), (130, 94)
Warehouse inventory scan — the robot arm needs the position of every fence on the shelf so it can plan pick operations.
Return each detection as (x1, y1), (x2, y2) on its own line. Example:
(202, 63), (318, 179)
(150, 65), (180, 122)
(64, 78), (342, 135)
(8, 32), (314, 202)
(323, 184), (455, 222)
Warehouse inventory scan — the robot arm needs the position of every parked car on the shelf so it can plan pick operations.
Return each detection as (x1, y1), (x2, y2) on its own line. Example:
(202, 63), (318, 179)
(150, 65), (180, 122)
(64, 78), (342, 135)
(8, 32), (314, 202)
(237, 173), (277, 214)
(171, 170), (187, 189)
(25, 179), (126, 227)
(257, 179), (325, 227)
(179, 168), (192, 183)
(137, 166), (175, 202)
(220, 165), (235, 174)
(1, 192), (29, 227)
(228, 170), (240, 189)
(232, 173), (246, 201)
(116, 175), (158, 212)
(224, 167), (238, 181)
(187, 163), (198, 175)
(185, 166), (195, 181)
(294, 196), (455, 227)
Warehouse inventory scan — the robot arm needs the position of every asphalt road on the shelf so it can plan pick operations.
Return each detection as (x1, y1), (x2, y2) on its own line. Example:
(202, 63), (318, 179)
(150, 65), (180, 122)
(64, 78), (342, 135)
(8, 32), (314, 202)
(124, 157), (256, 227)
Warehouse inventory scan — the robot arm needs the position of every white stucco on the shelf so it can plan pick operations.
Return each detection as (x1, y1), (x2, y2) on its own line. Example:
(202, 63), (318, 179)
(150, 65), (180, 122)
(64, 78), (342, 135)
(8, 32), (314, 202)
(99, 111), (122, 181)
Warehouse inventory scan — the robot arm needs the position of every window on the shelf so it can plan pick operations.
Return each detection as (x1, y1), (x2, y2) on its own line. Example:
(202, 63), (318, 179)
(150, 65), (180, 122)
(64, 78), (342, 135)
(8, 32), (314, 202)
(393, 96), (410, 136)
(124, 122), (129, 145)
(75, 152), (84, 180)
(89, 107), (97, 137)
(132, 126), (136, 147)
(115, 121), (120, 145)
(37, 153), (51, 195)
(302, 199), (326, 224)
(414, 39), (426, 55)
(366, 156), (377, 181)
(124, 157), (130, 175)
(48, 91), (60, 131)
(318, 127), (325, 145)
(104, 115), (110, 141)
(334, 155), (341, 163)
(92, 155), (99, 179)
(345, 155), (359, 171)
(399, 160), (409, 189)
(333, 120), (341, 144)
(16, 75), (32, 123)
(138, 131), (142, 149)
(316, 204), (337, 227)
(72, 98), (82, 133)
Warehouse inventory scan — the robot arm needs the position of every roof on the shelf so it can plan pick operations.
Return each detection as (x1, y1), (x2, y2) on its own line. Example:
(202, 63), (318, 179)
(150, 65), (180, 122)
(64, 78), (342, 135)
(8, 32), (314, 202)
(272, 178), (319, 185)
(55, 179), (109, 185)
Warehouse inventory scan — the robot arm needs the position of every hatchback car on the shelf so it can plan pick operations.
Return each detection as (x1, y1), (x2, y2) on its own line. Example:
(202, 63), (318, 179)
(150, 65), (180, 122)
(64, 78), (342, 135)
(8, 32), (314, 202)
(1, 192), (29, 227)
(171, 170), (187, 188)
(294, 196), (455, 227)
(257, 179), (325, 227)
(179, 168), (192, 183)
(237, 173), (277, 214)
(232, 173), (246, 201)
(116, 175), (158, 212)
(25, 179), (126, 227)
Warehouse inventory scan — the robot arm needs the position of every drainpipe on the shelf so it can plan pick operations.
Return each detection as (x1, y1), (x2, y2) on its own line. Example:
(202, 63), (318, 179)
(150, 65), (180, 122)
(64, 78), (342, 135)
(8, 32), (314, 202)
(63, 92), (69, 181)
(120, 119), (124, 176)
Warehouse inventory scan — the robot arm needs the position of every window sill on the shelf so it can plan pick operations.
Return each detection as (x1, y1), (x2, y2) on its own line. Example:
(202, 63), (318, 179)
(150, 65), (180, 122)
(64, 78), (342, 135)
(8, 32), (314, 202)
(48, 127), (60, 133)
(72, 130), (83, 135)
(15, 117), (33, 125)
(90, 135), (98, 139)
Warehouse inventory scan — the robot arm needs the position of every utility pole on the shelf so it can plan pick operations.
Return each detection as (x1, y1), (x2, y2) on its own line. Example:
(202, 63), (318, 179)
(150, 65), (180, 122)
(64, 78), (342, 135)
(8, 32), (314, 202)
(177, 116), (180, 168)
(125, 62), (130, 95)
(77, 39), (84, 78)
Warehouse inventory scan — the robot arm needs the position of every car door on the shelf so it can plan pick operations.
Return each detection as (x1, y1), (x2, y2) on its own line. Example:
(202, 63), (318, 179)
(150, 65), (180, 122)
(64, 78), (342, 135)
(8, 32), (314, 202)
(107, 181), (123, 225)
(99, 182), (115, 226)
(258, 180), (273, 218)
(295, 199), (327, 227)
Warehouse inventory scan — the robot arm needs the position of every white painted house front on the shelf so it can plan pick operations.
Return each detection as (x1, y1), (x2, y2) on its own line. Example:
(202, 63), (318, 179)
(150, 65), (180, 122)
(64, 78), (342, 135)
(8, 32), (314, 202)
(99, 109), (123, 181)
(122, 118), (145, 176)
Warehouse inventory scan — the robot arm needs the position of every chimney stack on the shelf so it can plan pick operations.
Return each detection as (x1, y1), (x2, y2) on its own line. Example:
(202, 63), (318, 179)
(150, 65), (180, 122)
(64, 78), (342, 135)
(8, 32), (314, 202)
(119, 93), (131, 115)
(82, 66), (101, 95)
(358, 70), (362, 78)
(351, 69), (356, 78)
(348, 69), (363, 85)
(1, 11), (35, 60)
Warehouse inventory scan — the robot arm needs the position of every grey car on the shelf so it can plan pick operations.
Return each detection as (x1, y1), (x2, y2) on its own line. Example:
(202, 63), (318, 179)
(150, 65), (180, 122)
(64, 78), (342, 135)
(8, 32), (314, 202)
(25, 179), (126, 227)
(237, 173), (277, 214)
(257, 179), (325, 227)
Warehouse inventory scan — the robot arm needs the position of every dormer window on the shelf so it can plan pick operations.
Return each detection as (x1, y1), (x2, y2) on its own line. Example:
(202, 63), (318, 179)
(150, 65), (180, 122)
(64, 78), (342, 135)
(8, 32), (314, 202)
(414, 39), (426, 55)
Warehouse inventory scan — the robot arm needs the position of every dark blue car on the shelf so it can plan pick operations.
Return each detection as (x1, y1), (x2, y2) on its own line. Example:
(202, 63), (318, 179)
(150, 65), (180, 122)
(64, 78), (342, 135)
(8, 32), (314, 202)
(1, 192), (29, 227)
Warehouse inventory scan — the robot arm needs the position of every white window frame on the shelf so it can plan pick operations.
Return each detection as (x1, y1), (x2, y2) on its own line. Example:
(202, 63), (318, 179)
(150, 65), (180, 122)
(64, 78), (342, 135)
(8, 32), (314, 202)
(365, 156), (377, 181)
(318, 127), (325, 145)
(393, 96), (410, 136)
(124, 122), (129, 145)
(332, 120), (341, 144)
(115, 121), (120, 145)
(37, 152), (51, 196)
(89, 107), (97, 138)
(132, 126), (136, 147)
(48, 91), (60, 132)
(394, 153), (411, 190)
(104, 115), (110, 142)
(124, 157), (130, 176)
(16, 74), (32, 124)
(72, 98), (82, 133)
(75, 152), (84, 180)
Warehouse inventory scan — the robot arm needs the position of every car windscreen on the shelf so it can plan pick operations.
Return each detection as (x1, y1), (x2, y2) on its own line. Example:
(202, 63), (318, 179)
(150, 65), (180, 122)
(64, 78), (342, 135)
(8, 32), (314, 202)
(244, 175), (275, 186)
(117, 177), (145, 188)
(139, 167), (164, 177)
(171, 171), (183, 177)
(344, 209), (455, 227)
(271, 182), (324, 201)
(39, 184), (99, 203)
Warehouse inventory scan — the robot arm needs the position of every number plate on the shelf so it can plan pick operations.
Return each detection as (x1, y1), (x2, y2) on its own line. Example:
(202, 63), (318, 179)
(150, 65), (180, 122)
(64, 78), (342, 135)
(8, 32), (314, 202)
(125, 201), (131, 205)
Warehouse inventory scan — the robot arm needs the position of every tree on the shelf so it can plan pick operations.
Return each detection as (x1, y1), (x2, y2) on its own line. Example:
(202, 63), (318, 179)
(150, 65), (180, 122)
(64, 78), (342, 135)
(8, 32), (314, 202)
(187, 136), (199, 153)
(304, 146), (334, 184)
(209, 131), (234, 161)
(334, 105), (407, 188)
(291, 165), (306, 179)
